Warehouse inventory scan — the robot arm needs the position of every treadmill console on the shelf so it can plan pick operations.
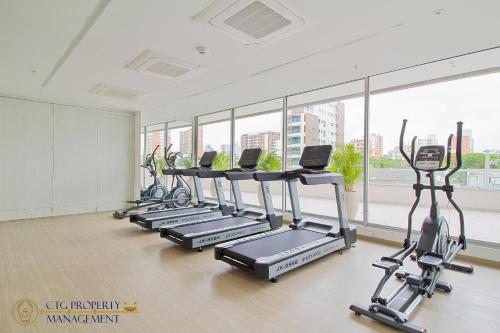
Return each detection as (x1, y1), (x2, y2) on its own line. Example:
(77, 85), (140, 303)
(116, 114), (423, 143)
(414, 145), (445, 171)
(239, 148), (262, 169)
(198, 151), (217, 168)
(299, 145), (333, 170)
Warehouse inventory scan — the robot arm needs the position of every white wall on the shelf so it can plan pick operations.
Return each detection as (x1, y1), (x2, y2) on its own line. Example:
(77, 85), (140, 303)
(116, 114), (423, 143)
(0, 96), (136, 221)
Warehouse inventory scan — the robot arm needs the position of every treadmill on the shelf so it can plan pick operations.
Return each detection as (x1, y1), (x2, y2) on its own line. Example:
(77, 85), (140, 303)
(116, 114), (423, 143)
(160, 148), (283, 251)
(214, 145), (357, 282)
(130, 151), (233, 230)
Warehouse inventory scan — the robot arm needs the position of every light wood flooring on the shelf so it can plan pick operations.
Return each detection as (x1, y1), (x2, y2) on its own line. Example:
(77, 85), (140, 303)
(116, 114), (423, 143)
(1, 212), (499, 333)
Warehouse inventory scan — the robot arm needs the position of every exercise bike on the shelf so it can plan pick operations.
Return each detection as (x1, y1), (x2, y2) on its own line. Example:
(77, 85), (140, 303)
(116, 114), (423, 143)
(113, 145), (191, 219)
(350, 120), (473, 333)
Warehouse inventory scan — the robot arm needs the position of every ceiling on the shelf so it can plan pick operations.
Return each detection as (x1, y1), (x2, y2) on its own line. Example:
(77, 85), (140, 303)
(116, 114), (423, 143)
(1, 0), (500, 125)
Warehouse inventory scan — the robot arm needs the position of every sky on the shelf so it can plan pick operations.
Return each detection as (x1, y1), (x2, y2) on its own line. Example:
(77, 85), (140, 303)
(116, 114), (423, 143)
(164, 71), (500, 155)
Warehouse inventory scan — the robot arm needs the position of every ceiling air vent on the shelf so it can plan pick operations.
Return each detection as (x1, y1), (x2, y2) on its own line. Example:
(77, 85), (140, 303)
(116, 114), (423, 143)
(203, 0), (305, 45)
(125, 50), (204, 80)
(88, 83), (146, 101)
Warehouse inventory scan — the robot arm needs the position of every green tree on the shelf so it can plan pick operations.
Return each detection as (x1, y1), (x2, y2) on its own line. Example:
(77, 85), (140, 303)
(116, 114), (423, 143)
(370, 157), (406, 168)
(461, 153), (485, 169)
(327, 144), (363, 192)
(212, 151), (230, 170)
(257, 151), (281, 172)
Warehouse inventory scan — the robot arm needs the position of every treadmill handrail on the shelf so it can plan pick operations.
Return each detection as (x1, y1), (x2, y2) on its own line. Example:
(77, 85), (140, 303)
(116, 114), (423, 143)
(182, 167), (211, 177)
(197, 169), (226, 178)
(225, 169), (257, 181)
(162, 169), (183, 176)
(299, 172), (345, 186)
(253, 171), (282, 181)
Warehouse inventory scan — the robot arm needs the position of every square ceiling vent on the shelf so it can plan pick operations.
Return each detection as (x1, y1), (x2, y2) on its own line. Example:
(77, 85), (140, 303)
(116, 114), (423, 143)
(125, 50), (204, 80)
(88, 83), (147, 101)
(205, 0), (305, 45)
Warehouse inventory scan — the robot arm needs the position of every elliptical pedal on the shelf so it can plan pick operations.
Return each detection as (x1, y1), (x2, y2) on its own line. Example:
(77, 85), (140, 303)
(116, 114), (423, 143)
(417, 254), (443, 269)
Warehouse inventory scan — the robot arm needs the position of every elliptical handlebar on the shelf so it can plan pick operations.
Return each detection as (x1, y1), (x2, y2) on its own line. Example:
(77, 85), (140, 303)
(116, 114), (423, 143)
(446, 121), (463, 180)
(399, 119), (413, 166)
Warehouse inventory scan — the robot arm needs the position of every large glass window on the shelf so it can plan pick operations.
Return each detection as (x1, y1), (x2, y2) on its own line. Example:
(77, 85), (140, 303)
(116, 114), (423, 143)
(369, 61), (500, 244)
(286, 80), (365, 222)
(234, 99), (283, 209)
(198, 111), (231, 199)
(144, 123), (166, 187)
(166, 121), (193, 169)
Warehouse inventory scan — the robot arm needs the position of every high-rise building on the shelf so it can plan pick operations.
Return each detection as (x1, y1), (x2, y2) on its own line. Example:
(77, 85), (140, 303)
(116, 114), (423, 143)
(452, 128), (474, 154)
(220, 144), (230, 154)
(178, 128), (203, 158)
(286, 102), (345, 166)
(240, 131), (280, 154)
(351, 133), (383, 160)
(418, 134), (438, 147)
(146, 130), (164, 155)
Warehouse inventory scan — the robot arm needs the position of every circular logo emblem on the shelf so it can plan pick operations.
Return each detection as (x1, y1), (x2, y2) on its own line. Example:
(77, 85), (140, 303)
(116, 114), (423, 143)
(12, 299), (38, 325)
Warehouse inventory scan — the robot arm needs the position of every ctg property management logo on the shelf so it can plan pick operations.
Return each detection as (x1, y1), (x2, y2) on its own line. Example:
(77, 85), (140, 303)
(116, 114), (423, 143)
(12, 298), (139, 326)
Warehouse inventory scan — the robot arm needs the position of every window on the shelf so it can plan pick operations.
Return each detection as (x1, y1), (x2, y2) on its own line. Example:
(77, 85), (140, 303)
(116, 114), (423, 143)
(166, 121), (193, 169)
(286, 80), (365, 221)
(144, 123), (166, 187)
(369, 57), (500, 244)
(234, 99), (283, 209)
(291, 115), (301, 122)
(290, 126), (301, 133)
(198, 111), (231, 199)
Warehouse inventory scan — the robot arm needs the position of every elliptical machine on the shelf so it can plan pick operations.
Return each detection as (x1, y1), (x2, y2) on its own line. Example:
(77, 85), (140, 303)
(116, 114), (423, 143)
(350, 120), (473, 333)
(113, 145), (191, 219)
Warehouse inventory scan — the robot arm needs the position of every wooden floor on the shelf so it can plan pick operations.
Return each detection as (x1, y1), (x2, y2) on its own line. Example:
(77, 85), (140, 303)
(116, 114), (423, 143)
(1, 212), (499, 333)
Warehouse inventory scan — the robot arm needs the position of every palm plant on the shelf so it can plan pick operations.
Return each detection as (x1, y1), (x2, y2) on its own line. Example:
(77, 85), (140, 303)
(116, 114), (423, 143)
(327, 144), (363, 192)
(257, 151), (282, 172)
(212, 151), (230, 170)
(179, 156), (192, 169)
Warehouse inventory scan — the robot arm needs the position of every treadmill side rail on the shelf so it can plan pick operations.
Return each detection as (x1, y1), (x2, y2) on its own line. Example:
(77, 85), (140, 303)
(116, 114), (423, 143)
(256, 236), (347, 279)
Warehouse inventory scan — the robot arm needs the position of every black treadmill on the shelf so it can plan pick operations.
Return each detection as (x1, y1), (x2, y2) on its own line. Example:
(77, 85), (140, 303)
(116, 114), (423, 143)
(215, 145), (357, 282)
(130, 151), (233, 230)
(160, 148), (283, 250)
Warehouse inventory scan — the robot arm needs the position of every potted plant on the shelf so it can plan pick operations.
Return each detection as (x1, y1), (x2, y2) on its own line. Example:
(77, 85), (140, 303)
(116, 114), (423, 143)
(256, 151), (282, 207)
(210, 151), (230, 198)
(327, 144), (363, 219)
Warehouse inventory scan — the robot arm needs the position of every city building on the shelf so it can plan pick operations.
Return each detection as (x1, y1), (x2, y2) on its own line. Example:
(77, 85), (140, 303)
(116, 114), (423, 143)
(352, 133), (384, 160)
(417, 134), (438, 147)
(453, 128), (474, 154)
(240, 131), (280, 154)
(178, 128), (203, 158)
(146, 130), (164, 155)
(287, 102), (345, 166)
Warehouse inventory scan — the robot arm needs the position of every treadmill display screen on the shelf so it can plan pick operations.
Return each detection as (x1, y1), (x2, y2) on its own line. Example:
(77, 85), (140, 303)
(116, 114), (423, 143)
(198, 151), (217, 168)
(299, 145), (333, 169)
(239, 148), (262, 168)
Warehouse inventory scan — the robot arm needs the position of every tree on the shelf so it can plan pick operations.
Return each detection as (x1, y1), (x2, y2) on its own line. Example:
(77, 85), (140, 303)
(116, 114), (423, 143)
(461, 153), (485, 169)
(212, 151), (230, 170)
(257, 151), (281, 172)
(327, 144), (363, 192)
(370, 157), (406, 169)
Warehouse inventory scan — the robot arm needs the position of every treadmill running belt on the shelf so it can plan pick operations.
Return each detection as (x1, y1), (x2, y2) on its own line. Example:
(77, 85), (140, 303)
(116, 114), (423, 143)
(135, 207), (206, 221)
(224, 229), (325, 265)
(168, 217), (257, 237)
